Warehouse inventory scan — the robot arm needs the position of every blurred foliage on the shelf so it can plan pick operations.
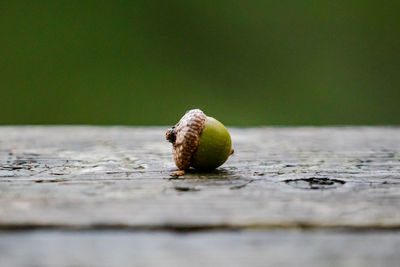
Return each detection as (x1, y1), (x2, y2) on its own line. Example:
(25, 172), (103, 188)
(1, 1), (399, 125)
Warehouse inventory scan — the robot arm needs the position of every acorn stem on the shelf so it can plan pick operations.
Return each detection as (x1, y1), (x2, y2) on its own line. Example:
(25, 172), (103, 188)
(166, 128), (176, 144)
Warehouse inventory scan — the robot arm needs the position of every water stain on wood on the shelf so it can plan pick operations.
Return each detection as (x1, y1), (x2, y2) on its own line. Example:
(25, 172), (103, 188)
(284, 177), (346, 190)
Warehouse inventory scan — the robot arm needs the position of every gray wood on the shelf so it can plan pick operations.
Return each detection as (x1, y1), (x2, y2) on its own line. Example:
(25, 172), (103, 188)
(1, 126), (400, 266)
(1, 230), (399, 267)
(0, 126), (400, 230)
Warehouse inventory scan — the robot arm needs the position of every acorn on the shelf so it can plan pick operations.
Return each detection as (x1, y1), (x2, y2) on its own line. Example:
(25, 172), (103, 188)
(166, 109), (233, 171)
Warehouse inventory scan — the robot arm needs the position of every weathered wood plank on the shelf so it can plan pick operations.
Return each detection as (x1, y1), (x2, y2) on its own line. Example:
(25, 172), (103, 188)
(0, 126), (399, 229)
(1, 230), (400, 267)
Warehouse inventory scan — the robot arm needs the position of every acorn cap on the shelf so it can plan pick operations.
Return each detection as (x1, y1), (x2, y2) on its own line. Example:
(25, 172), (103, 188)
(165, 109), (206, 170)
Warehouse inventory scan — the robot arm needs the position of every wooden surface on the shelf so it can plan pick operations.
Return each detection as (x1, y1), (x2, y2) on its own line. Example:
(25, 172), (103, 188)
(0, 126), (399, 266)
(1, 230), (399, 267)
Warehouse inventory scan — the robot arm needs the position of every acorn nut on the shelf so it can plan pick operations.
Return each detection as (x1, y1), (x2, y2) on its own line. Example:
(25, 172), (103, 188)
(166, 109), (234, 171)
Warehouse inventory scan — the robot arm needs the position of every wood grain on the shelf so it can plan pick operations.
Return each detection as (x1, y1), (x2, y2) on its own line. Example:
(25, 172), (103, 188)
(0, 126), (399, 230)
(1, 126), (400, 266)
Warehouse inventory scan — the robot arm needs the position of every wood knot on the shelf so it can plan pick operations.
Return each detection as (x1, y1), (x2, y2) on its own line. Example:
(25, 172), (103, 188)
(284, 177), (345, 190)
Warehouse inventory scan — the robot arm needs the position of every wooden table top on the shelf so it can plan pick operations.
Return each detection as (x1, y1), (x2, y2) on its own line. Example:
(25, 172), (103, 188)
(0, 126), (399, 266)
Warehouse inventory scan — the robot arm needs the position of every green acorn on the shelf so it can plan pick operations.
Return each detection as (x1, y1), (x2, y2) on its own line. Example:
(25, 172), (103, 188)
(166, 109), (233, 171)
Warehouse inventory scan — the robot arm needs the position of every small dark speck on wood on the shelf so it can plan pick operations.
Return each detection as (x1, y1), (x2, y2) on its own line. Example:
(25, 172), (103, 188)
(173, 185), (200, 192)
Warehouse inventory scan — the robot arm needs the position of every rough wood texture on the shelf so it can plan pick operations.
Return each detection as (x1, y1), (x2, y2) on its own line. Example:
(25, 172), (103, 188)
(0, 126), (400, 230)
(1, 126), (400, 266)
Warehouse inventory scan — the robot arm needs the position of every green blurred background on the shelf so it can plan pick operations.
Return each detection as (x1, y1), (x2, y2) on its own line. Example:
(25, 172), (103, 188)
(1, 1), (399, 125)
